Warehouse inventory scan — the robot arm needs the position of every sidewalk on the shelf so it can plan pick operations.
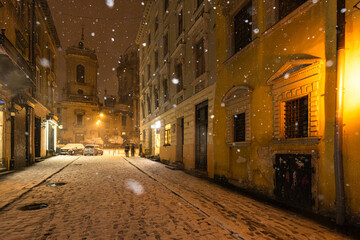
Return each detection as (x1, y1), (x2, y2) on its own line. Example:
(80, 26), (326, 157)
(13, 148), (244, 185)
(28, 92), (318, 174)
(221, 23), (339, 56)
(126, 157), (357, 240)
(0, 156), (79, 210)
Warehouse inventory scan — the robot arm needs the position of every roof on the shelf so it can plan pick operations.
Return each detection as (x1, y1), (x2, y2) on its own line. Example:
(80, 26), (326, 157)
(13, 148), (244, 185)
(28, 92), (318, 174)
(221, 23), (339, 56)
(39, 0), (61, 48)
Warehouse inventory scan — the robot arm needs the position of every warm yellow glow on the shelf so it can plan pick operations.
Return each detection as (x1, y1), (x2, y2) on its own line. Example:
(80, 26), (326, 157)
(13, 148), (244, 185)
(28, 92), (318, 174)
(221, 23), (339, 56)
(100, 113), (104, 117)
(344, 48), (360, 117)
(165, 124), (171, 145)
(96, 120), (101, 125)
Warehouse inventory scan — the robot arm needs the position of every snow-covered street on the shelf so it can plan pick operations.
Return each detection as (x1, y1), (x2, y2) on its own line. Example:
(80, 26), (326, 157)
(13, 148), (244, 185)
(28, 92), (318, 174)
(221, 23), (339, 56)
(0, 156), (355, 239)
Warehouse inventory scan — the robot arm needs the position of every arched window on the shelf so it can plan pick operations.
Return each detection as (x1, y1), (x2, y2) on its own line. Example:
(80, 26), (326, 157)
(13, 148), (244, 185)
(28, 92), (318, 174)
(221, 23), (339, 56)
(76, 65), (85, 83)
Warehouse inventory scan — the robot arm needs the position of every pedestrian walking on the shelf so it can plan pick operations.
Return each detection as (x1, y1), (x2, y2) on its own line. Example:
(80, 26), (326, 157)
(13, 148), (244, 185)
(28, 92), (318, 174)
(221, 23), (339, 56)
(125, 144), (130, 157)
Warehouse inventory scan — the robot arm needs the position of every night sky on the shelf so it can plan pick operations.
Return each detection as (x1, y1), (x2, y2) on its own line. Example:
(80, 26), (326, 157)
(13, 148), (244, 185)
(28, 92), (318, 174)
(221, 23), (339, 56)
(48, 0), (145, 102)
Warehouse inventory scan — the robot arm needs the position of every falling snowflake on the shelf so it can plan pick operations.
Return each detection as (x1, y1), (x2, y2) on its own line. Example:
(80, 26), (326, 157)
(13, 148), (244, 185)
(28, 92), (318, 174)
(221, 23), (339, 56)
(125, 179), (144, 195)
(106, 0), (114, 8)
(40, 58), (50, 68)
(171, 78), (179, 84)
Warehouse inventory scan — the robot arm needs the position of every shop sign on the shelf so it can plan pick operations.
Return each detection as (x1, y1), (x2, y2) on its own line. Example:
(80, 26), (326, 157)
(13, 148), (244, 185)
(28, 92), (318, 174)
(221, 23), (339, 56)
(0, 99), (5, 111)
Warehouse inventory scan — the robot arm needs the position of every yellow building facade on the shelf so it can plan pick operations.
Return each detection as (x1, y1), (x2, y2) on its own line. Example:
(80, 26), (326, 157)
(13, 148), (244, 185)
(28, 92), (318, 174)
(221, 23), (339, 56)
(215, 0), (359, 224)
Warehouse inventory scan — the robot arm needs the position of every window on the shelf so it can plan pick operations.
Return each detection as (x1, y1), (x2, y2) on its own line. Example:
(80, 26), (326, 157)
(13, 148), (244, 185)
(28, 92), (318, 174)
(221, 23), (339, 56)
(164, 0), (169, 12)
(105, 119), (111, 129)
(77, 65), (85, 83)
(163, 78), (169, 102)
(176, 63), (183, 93)
(77, 114), (83, 125)
(234, 113), (246, 142)
(163, 33), (168, 57)
(122, 116), (127, 126)
(147, 94), (151, 114)
(148, 33), (151, 46)
(267, 59), (321, 140)
(177, 10), (183, 37)
(155, 15), (159, 32)
(164, 124), (171, 145)
(154, 86), (159, 109)
(196, 0), (204, 9)
(284, 96), (308, 138)
(234, 1), (252, 53)
(195, 38), (205, 78)
(147, 64), (151, 81)
(222, 86), (252, 145)
(279, 0), (307, 21)
(141, 100), (145, 119)
(155, 51), (159, 70)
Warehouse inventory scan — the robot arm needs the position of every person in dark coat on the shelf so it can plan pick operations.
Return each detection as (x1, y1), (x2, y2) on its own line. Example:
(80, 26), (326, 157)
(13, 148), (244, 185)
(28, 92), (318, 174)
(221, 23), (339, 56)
(125, 144), (130, 157)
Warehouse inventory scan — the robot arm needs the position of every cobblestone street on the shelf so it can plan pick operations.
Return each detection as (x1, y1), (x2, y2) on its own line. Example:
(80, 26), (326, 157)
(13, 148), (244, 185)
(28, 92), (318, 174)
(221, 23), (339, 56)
(0, 156), (356, 240)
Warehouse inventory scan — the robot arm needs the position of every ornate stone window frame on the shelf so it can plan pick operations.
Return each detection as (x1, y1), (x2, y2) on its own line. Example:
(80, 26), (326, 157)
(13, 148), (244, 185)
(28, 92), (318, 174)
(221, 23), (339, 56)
(267, 58), (323, 143)
(222, 85), (252, 147)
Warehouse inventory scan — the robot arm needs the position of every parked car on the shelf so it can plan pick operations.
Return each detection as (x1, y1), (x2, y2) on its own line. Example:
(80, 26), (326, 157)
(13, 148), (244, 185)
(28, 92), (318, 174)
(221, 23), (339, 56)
(60, 143), (85, 155)
(84, 144), (103, 156)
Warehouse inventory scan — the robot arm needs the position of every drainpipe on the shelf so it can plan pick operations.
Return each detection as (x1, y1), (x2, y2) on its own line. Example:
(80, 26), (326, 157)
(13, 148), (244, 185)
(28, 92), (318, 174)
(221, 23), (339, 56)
(334, 0), (345, 225)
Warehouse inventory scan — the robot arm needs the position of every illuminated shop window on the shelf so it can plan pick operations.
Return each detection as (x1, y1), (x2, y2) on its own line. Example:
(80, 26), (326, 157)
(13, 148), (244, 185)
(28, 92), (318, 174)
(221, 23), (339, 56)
(164, 124), (171, 145)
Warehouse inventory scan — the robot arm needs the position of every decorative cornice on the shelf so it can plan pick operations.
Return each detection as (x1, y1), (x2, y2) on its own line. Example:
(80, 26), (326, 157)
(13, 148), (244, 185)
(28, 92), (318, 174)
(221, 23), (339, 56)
(222, 85), (253, 103)
(136, 0), (154, 44)
(267, 58), (321, 86)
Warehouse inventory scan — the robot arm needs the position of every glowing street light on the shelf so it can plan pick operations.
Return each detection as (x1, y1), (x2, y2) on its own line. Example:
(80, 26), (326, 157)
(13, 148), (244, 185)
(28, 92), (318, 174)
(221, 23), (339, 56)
(99, 113), (104, 117)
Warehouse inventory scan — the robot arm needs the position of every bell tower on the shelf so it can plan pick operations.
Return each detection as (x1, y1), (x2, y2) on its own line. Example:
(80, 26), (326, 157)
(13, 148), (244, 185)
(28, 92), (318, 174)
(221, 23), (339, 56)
(64, 27), (99, 104)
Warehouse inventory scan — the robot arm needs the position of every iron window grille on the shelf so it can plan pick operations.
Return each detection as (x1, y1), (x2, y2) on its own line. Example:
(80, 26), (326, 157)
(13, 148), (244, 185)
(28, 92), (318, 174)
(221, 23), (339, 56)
(284, 95), (308, 138)
(234, 113), (246, 142)
(234, 1), (252, 53)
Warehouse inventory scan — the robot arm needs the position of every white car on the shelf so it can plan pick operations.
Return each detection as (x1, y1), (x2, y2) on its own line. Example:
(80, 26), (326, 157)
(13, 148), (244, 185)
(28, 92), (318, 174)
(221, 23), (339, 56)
(60, 143), (85, 155)
(84, 145), (103, 156)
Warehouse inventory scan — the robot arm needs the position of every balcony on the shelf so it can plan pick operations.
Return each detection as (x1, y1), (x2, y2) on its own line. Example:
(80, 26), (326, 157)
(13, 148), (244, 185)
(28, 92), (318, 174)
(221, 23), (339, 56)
(0, 30), (34, 92)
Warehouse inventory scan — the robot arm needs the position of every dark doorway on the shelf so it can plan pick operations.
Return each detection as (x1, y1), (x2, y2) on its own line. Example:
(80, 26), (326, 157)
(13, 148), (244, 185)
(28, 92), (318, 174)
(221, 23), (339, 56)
(176, 117), (184, 162)
(274, 154), (312, 208)
(48, 124), (55, 152)
(35, 117), (41, 158)
(75, 133), (84, 143)
(195, 100), (208, 171)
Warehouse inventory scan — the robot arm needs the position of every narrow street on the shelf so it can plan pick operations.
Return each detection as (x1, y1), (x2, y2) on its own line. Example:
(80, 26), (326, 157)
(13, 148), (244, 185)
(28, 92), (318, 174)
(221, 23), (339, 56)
(0, 156), (355, 240)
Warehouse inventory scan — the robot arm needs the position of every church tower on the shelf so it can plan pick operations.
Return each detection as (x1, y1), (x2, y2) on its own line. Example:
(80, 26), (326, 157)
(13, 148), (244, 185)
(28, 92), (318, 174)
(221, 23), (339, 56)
(58, 28), (101, 144)
(64, 28), (98, 104)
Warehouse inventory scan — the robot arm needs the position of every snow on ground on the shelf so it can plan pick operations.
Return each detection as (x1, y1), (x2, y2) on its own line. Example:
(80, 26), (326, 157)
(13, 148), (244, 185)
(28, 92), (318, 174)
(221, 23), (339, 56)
(0, 155), (354, 240)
